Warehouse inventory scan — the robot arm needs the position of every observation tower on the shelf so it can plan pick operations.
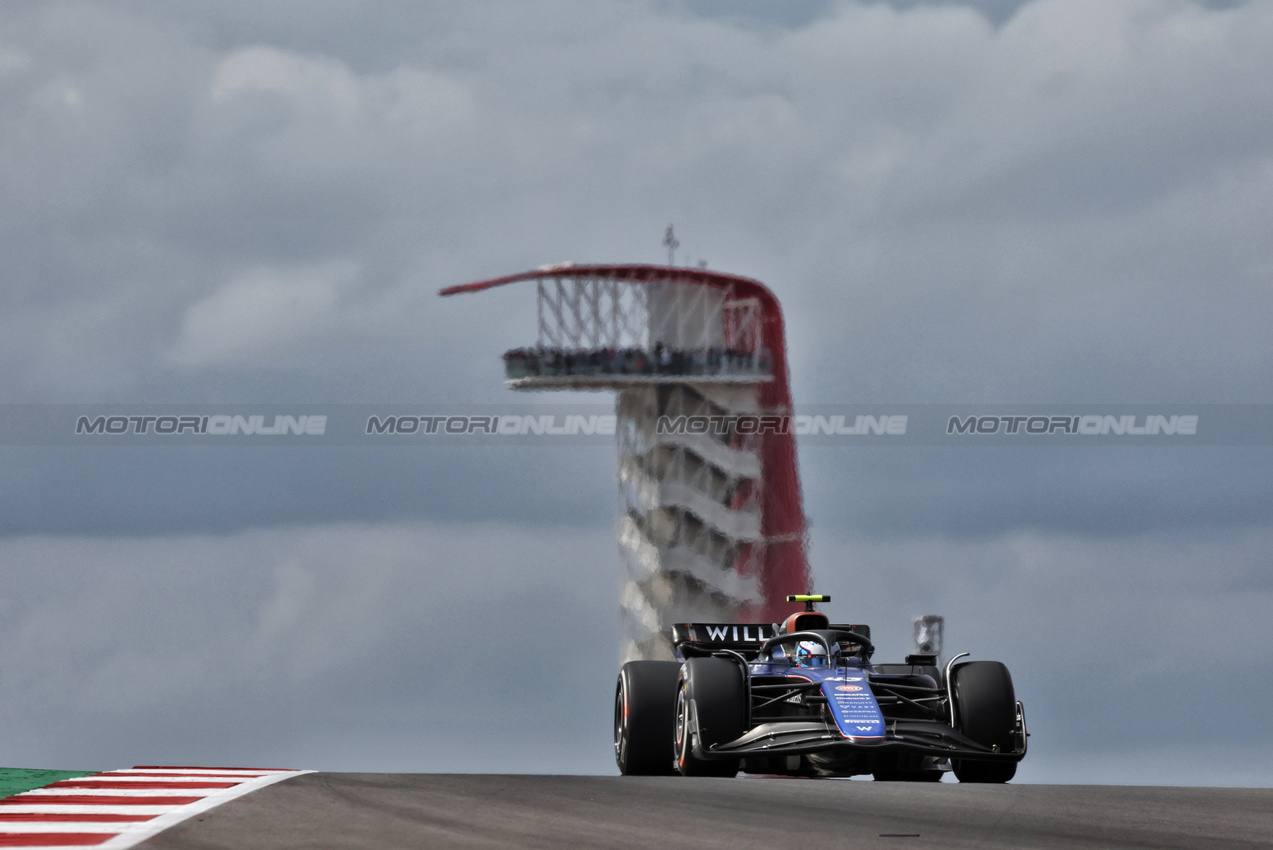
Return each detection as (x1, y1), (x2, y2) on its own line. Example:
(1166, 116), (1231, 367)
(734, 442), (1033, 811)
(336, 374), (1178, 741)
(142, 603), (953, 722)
(441, 262), (810, 660)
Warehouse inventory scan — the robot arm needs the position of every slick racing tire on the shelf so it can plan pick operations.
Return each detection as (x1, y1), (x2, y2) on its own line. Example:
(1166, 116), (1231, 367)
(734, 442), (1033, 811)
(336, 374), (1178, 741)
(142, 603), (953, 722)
(615, 661), (681, 775)
(950, 660), (1018, 784)
(675, 657), (745, 777)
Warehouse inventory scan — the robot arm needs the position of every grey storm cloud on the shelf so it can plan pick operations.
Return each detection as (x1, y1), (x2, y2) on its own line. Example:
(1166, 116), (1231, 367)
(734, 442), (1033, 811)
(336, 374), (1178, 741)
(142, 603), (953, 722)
(0, 0), (1271, 783)
(2, 0), (1269, 407)
(0, 445), (617, 536)
(812, 524), (1273, 785)
(0, 522), (620, 773)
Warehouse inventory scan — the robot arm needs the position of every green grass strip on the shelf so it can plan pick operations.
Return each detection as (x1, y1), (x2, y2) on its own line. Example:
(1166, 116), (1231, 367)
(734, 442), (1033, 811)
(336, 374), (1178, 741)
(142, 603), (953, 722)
(0, 767), (96, 800)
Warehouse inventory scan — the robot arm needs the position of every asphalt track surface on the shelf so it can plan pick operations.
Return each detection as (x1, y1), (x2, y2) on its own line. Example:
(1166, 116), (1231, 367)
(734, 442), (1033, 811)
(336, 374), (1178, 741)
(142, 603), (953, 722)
(137, 773), (1273, 849)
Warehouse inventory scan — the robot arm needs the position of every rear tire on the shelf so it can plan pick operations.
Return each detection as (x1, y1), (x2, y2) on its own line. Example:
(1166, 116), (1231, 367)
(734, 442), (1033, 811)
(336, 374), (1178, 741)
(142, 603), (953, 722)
(950, 661), (1018, 784)
(675, 657), (745, 777)
(615, 661), (681, 775)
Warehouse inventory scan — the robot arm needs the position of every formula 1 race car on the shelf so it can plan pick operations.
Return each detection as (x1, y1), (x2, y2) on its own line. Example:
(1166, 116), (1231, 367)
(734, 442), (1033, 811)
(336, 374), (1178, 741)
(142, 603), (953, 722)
(614, 596), (1027, 782)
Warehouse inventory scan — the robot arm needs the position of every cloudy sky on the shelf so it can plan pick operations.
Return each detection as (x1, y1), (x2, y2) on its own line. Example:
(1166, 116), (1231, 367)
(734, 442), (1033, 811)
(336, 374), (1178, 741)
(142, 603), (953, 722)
(2, 0), (1272, 784)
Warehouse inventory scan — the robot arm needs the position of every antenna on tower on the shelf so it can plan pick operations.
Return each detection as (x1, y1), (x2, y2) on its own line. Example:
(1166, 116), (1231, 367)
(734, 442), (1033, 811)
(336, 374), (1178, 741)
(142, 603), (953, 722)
(663, 225), (679, 266)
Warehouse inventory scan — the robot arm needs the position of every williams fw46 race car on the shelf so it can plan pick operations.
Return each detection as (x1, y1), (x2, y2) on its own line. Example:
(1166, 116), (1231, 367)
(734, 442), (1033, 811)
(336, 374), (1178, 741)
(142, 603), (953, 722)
(614, 596), (1027, 782)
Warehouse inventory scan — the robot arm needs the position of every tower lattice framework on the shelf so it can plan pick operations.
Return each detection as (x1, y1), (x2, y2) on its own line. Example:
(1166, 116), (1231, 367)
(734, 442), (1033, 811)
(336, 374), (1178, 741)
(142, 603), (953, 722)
(442, 264), (810, 660)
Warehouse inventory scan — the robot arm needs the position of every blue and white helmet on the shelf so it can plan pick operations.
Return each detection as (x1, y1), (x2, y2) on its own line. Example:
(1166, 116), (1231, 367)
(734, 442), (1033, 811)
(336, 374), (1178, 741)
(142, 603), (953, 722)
(794, 640), (829, 668)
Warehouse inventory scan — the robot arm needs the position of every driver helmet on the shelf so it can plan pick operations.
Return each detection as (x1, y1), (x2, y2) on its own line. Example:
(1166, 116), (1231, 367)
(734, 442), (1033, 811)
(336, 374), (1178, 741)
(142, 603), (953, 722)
(794, 640), (830, 668)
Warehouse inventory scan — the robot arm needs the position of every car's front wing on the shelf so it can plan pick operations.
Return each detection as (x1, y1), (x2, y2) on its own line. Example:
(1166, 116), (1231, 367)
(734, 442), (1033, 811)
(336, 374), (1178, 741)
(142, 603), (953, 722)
(702, 702), (1028, 763)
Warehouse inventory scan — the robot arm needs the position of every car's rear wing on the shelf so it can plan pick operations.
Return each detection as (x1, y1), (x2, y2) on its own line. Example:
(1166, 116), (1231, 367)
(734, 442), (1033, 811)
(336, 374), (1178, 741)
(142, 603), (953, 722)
(671, 622), (871, 660)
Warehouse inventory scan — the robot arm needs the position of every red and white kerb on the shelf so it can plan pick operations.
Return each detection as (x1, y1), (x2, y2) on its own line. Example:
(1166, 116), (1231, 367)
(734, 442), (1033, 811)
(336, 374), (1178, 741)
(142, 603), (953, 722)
(0, 766), (310, 848)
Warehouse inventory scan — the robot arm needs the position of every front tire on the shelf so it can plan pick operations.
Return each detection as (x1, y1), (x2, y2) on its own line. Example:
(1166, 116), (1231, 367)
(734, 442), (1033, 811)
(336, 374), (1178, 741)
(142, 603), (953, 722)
(674, 657), (745, 777)
(615, 661), (681, 775)
(950, 661), (1018, 784)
